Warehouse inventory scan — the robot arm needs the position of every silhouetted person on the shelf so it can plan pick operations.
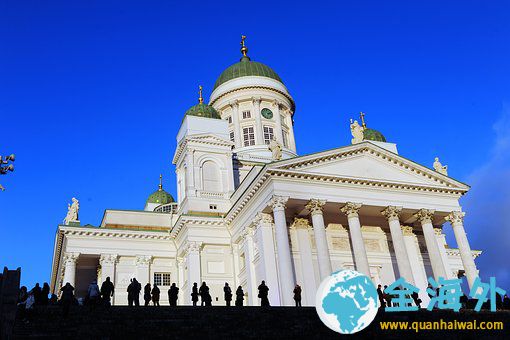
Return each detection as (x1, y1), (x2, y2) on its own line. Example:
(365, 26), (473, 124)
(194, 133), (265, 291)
(49, 294), (58, 305)
(152, 284), (160, 306)
(87, 280), (100, 308)
(235, 286), (244, 306)
(293, 285), (302, 307)
(60, 282), (75, 317)
(258, 281), (270, 307)
(144, 283), (152, 306)
(199, 282), (212, 306)
(503, 295), (510, 310)
(100, 277), (115, 306)
(127, 279), (141, 306)
(460, 293), (468, 309)
(18, 286), (28, 304)
(377, 285), (385, 308)
(168, 283), (179, 306)
(32, 283), (42, 305)
(41, 283), (50, 305)
(383, 285), (392, 308)
(224, 283), (232, 306)
(411, 291), (422, 308)
(191, 282), (199, 306)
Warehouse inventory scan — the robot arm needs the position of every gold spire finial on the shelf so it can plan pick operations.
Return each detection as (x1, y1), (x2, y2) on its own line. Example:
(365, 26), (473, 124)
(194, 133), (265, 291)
(240, 35), (248, 58)
(198, 85), (203, 104)
(158, 174), (163, 191)
(360, 112), (367, 129)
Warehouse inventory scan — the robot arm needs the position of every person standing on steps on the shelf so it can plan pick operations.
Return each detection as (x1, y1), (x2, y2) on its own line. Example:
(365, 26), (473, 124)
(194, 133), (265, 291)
(144, 283), (152, 306)
(224, 283), (232, 306)
(87, 280), (101, 309)
(258, 281), (270, 307)
(377, 284), (385, 309)
(168, 283), (179, 306)
(133, 278), (141, 306)
(200, 282), (212, 306)
(191, 282), (199, 306)
(60, 282), (75, 318)
(293, 284), (302, 307)
(235, 286), (244, 306)
(151, 284), (160, 306)
(41, 283), (50, 305)
(100, 277), (115, 306)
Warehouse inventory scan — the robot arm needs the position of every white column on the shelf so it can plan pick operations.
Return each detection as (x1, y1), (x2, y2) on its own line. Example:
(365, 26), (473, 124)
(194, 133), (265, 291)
(445, 211), (478, 289)
(186, 242), (202, 304)
(340, 203), (370, 276)
(177, 257), (185, 305)
(414, 209), (447, 280)
(99, 254), (117, 304)
(272, 100), (284, 145)
(62, 252), (80, 287)
(252, 97), (264, 144)
(231, 244), (241, 289)
(135, 255), (152, 286)
(269, 195), (295, 306)
(254, 212), (281, 306)
(381, 206), (415, 284)
(401, 226), (430, 306)
(434, 227), (453, 279)
(306, 199), (332, 280)
(242, 226), (259, 306)
(291, 218), (317, 306)
(229, 100), (242, 148)
(286, 108), (297, 152)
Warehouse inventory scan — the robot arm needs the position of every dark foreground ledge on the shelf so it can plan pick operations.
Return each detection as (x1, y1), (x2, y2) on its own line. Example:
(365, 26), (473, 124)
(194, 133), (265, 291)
(11, 305), (510, 339)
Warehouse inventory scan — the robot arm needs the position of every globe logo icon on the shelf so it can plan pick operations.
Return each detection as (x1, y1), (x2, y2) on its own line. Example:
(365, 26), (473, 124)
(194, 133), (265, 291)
(315, 269), (378, 334)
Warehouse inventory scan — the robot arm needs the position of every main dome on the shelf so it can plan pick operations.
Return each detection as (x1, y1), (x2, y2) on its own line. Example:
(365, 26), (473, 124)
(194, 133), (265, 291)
(213, 55), (283, 90)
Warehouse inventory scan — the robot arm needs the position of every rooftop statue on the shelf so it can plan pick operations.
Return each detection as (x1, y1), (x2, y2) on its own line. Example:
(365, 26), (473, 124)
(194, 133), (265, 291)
(433, 157), (448, 176)
(350, 119), (364, 144)
(269, 137), (283, 161)
(63, 197), (79, 225)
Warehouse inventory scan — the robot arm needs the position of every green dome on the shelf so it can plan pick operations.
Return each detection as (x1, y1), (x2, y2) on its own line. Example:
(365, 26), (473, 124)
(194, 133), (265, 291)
(363, 128), (387, 142)
(213, 56), (283, 90)
(185, 103), (221, 119)
(146, 189), (174, 205)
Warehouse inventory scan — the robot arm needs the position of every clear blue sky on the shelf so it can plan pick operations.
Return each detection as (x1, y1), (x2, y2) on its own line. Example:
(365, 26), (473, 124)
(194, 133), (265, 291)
(1, 1), (509, 291)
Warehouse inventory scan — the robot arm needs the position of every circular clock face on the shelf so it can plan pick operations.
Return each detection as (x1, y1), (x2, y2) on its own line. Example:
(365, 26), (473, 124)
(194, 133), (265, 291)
(261, 108), (273, 119)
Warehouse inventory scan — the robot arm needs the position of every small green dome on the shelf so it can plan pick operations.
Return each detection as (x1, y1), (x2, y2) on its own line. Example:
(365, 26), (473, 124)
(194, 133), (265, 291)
(185, 103), (221, 119)
(213, 56), (283, 90)
(363, 128), (387, 142)
(146, 189), (174, 205)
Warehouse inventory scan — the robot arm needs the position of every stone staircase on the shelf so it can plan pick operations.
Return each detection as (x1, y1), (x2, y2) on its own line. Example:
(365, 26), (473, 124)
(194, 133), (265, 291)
(11, 305), (510, 339)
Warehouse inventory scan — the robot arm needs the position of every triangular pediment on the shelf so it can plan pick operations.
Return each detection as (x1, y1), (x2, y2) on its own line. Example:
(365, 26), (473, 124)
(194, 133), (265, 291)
(267, 142), (469, 190)
(185, 133), (233, 146)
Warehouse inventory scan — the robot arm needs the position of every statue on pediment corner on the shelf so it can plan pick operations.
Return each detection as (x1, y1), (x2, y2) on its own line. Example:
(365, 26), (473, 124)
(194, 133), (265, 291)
(433, 157), (448, 176)
(350, 119), (364, 144)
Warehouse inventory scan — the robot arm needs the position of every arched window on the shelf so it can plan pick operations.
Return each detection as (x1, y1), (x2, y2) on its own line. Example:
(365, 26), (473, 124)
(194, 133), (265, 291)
(202, 161), (221, 192)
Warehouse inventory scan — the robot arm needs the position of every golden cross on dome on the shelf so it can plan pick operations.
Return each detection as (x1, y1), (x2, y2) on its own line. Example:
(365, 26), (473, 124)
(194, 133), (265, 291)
(359, 112), (367, 129)
(240, 35), (248, 57)
(198, 85), (203, 104)
(158, 174), (163, 191)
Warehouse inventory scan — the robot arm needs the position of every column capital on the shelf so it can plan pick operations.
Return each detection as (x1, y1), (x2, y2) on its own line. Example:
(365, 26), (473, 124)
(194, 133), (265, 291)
(381, 206), (402, 222)
(135, 255), (153, 267)
(251, 96), (262, 105)
(176, 257), (185, 265)
(242, 225), (256, 239)
(185, 241), (203, 256)
(340, 202), (362, 218)
(306, 199), (326, 216)
(433, 227), (443, 236)
(414, 209), (435, 224)
(99, 254), (118, 266)
(63, 252), (80, 265)
(228, 100), (239, 109)
(269, 195), (289, 211)
(271, 99), (281, 108)
(401, 226), (414, 236)
(290, 217), (311, 230)
(445, 211), (465, 226)
(254, 212), (274, 225)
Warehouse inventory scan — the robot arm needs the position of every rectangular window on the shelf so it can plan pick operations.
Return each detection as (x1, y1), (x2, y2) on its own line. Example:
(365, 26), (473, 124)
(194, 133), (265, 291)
(209, 204), (218, 210)
(228, 116), (232, 124)
(243, 126), (255, 146)
(153, 272), (171, 286)
(242, 110), (251, 119)
(263, 126), (274, 145)
(282, 129), (288, 148)
(229, 131), (235, 142)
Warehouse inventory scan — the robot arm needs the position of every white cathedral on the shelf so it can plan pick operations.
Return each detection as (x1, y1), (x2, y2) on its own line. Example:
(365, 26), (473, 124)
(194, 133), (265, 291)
(50, 38), (481, 307)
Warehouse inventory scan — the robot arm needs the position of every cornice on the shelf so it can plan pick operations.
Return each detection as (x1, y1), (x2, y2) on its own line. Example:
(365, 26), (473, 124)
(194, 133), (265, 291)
(170, 215), (225, 238)
(210, 85), (296, 112)
(173, 134), (233, 165)
(60, 226), (172, 240)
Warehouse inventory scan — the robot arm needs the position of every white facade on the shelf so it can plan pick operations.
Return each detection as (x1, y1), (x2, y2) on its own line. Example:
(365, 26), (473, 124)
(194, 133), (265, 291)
(50, 46), (481, 306)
